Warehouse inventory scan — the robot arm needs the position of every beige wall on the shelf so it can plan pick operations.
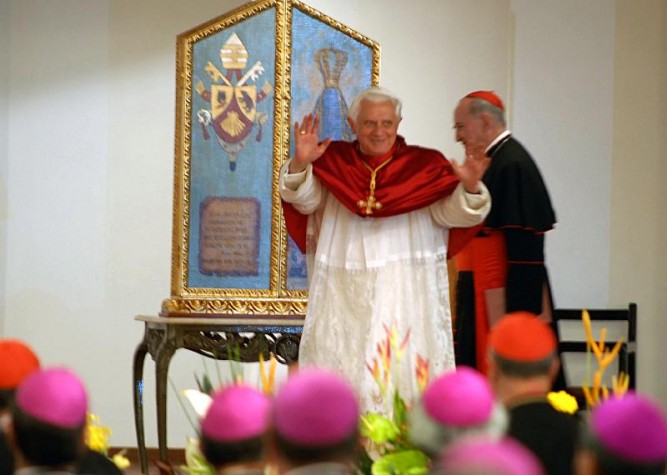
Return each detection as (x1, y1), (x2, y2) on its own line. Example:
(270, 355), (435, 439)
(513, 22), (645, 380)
(610, 0), (667, 399)
(510, 0), (616, 308)
(0, 0), (9, 325)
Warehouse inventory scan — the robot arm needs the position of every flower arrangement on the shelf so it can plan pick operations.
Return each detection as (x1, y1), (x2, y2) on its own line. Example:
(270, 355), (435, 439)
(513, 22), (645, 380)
(580, 309), (630, 407)
(177, 328), (430, 475)
(358, 323), (431, 475)
(85, 412), (131, 469)
(177, 352), (279, 475)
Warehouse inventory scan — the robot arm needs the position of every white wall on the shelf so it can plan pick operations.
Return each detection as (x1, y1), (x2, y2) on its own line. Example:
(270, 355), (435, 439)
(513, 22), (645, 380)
(5, 0), (112, 413)
(2, 0), (664, 450)
(1, 0), (9, 327)
(511, 0), (615, 308)
(610, 0), (667, 401)
(302, 0), (512, 155)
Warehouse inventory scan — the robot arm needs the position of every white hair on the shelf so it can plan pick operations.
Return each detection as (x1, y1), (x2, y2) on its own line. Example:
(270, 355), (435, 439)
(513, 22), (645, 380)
(408, 400), (509, 458)
(347, 86), (403, 122)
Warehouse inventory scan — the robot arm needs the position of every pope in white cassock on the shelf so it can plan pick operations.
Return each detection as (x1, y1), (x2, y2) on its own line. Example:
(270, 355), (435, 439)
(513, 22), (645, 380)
(280, 87), (491, 414)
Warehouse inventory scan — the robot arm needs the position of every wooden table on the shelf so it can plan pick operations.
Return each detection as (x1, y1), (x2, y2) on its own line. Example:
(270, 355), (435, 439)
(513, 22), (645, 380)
(132, 315), (303, 473)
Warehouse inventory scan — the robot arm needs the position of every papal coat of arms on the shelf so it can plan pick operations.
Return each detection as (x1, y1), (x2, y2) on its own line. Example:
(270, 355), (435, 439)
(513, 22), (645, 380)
(164, 0), (379, 316)
(195, 32), (273, 171)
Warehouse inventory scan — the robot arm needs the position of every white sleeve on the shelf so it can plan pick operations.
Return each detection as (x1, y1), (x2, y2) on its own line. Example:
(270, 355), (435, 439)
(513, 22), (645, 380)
(279, 159), (325, 215)
(429, 182), (491, 227)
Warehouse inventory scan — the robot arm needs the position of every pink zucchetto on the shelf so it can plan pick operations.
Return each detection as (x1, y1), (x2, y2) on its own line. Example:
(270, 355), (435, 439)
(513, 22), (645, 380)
(437, 437), (545, 475)
(409, 367), (507, 456)
(15, 367), (88, 429)
(0, 339), (40, 389)
(273, 368), (359, 447)
(423, 366), (494, 426)
(590, 393), (667, 464)
(201, 385), (271, 443)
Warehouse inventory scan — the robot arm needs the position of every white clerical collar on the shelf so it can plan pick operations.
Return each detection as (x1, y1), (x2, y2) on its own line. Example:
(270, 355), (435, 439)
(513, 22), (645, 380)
(485, 130), (512, 155)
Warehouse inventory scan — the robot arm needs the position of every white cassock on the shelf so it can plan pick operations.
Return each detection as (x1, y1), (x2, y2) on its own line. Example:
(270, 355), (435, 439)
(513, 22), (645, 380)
(280, 160), (491, 415)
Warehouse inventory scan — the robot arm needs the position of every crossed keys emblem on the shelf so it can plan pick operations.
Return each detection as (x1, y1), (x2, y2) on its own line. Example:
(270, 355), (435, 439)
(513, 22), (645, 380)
(195, 33), (273, 171)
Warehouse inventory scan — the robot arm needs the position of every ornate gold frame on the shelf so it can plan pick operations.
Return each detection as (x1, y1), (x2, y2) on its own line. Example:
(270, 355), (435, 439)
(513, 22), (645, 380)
(161, 0), (380, 317)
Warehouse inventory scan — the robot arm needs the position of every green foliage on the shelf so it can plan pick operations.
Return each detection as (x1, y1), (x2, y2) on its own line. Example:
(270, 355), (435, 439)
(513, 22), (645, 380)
(392, 390), (408, 429)
(357, 390), (430, 475)
(372, 450), (430, 475)
(195, 373), (214, 395)
(356, 449), (374, 475)
(179, 453), (215, 475)
(180, 437), (215, 475)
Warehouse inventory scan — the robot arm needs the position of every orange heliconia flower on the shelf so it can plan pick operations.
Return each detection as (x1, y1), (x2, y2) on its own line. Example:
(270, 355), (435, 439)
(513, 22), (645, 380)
(415, 355), (430, 394)
(581, 309), (626, 407)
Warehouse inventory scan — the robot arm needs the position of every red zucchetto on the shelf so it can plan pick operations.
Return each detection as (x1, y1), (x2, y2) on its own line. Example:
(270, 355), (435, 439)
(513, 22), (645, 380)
(0, 339), (40, 389)
(488, 312), (557, 362)
(465, 90), (505, 111)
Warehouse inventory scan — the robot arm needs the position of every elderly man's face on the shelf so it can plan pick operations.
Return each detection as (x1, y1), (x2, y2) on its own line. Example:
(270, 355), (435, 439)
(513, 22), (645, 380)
(348, 99), (401, 157)
(453, 99), (485, 156)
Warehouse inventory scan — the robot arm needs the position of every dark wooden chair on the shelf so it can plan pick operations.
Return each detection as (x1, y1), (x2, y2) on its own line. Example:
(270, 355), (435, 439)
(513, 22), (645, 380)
(553, 303), (637, 406)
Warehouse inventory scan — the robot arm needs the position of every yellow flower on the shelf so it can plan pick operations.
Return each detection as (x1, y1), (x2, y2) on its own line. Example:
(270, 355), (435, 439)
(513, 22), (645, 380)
(383, 323), (411, 363)
(612, 372), (630, 397)
(85, 413), (111, 454)
(259, 352), (277, 395)
(366, 357), (386, 397)
(367, 358), (381, 381)
(384, 324), (399, 350)
(600, 339), (624, 369)
(111, 450), (131, 470)
(377, 339), (391, 375)
(547, 391), (579, 414)
(84, 413), (130, 469)
(396, 329), (411, 363)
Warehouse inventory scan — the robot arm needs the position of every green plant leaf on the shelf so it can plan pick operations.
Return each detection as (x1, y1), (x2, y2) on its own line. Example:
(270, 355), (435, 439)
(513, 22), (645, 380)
(181, 450), (216, 475)
(356, 448), (374, 475)
(371, 450), (430, 475)
(360, 413), (400, 444)
(392, 390), (408, 428)
(195, 373), (214, 395)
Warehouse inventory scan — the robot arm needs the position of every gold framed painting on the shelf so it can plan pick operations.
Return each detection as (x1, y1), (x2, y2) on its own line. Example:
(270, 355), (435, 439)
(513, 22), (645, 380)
(161, 0), (380, 317)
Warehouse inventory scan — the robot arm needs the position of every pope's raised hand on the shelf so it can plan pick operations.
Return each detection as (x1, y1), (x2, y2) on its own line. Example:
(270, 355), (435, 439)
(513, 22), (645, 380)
(450, 142), (489, 194)
(289, 114), (332, 173)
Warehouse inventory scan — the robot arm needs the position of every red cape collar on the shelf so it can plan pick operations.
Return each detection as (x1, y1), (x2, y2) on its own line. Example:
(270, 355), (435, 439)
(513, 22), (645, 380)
(282, 137), (471, 255)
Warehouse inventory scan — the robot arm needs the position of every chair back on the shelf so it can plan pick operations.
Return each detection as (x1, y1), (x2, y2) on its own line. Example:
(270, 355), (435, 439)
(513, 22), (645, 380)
(553, 303), (637, 398)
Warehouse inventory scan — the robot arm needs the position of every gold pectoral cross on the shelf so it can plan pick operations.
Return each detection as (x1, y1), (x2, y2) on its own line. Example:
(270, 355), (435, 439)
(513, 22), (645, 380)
(358, 194), (382, 215)
(357, 155), (394, 215)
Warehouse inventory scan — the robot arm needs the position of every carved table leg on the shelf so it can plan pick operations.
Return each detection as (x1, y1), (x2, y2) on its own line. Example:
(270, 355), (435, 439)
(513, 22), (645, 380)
(131, 319), (302, 473)
(155, 334), (177, 465)
(132, 331), (150, 474)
